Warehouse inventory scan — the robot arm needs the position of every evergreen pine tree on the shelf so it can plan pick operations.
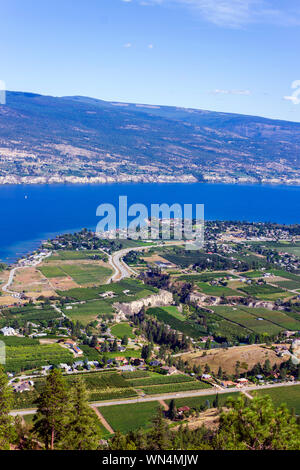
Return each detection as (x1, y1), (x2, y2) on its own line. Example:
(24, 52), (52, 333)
(33, 369), (70, 450)
(168, 399), (177, 421)
(148, 407), (171, 450)
(0, 366), (17, 450)
(59, 378), (101, 450)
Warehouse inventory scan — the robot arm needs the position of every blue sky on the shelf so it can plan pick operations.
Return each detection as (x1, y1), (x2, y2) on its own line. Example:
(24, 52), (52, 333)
(1, 0), (300, 121)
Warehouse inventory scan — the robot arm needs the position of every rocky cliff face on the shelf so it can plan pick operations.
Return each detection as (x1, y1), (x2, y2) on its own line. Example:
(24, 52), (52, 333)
(290, 339), (300, 365)
(114, 290), (173, 316)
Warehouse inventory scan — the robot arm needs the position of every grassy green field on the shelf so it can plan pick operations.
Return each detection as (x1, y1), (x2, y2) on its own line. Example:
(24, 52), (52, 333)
(99, 401), (160, 433)
(110, 323), (135, 339)
(49, 250), (107, 261)
(159, 306), (186, 321)
(40, 263), (112, 285)
(63, 299), (114, 325)
(105, 349), (141, 359)
(243, 270), (266, 278)
(250, 385), (300, 414)
(39, 265), (66, 278)
(197, 282), (242, 297)
(212, 306), (283, 335)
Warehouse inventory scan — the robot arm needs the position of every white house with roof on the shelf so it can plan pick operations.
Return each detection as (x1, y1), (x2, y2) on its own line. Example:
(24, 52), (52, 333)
(0, 326), (17, 336)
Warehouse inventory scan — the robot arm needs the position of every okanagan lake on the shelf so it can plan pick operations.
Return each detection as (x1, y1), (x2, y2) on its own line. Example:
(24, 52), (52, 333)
(1, 182), (300, 264)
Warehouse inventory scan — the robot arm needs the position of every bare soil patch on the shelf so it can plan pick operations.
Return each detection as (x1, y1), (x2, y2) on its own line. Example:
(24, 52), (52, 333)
(181, 344), (287, 375)
(49, 277), (79, 291)
(172, 408), (220, 432)
(11, 267), (56, 297)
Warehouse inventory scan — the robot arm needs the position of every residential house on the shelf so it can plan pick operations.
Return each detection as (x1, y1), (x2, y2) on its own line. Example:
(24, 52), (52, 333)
(160, 366), (177, 375)
(0, 326), (17, 336)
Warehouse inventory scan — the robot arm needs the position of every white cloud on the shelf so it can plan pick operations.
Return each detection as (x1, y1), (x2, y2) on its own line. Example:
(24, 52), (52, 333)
(136, 0), (300, 28)
(212, 89), (251, 95)
(284, 80), (300, 105)
(148, 44), (154, 48)
(123, 42), (133, 48)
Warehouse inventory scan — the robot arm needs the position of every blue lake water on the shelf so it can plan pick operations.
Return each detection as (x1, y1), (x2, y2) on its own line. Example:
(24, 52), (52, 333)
(0, 182), (300, 264)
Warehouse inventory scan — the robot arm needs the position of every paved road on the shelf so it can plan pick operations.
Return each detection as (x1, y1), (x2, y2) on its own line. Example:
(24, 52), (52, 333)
(10, 381), (299, 416)
(106, 241), (185, 283)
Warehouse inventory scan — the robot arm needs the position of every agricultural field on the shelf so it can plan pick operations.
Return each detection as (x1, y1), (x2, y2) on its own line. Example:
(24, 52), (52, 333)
(147, 306), (206, 338)
(104, 349), (141, 359)
(161, 249), (228, 269)
(121, 370), (149, 380)
(165, 392), (240, 410)
(197, 282), (242, 297)
(243, 270), (266, 278)
(212, 306), (283, 335)
(231, 252), (269, 268)
(237, 283), (288, 300)
(0, 336), (39, 347)
(247, 308), (300, 331)
(58, 264), (112, 285)
(62, 299), (114, 325)
(39, 265), (66, 278)
(48, 250), (107, 261)
(273, 280), (300, 290)
(13, 371), (138, 409)
(210, 318), (250, 340)
(251, 385), (300, 414)
(40, 263), (112, 286)
(181, 344), (287, 375)
(58, 279), (158, 302)
(5, 343), (74, 373)
(140, 381), (211, 395)
(122, 371), (211, 395)
(267, 269), (300, 281)
(110, 323), (135, 339)
(99, 401), (160, 434)
(159, 306), (186, 321)
(80, 345), (102, 361)
(177, 272), (237, 282)
(125, 373), (197, 387)
(0, 305), (60, 328)
(272, 243), (300, 257)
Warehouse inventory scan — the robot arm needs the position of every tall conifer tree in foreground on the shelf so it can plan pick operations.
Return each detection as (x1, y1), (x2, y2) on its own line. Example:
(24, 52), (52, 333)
(33, 369), (70, 450)
(59, 377), (101, 450)
(0, 366), (17, 450)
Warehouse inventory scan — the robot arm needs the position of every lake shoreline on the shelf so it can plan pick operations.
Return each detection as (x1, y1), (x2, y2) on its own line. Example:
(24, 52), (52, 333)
(1, 179), (300, 187)
(1, 182), (300, 264)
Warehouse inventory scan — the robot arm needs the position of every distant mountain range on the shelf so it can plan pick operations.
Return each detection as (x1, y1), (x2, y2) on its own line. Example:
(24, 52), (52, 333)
(0, 91), (300, 185)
